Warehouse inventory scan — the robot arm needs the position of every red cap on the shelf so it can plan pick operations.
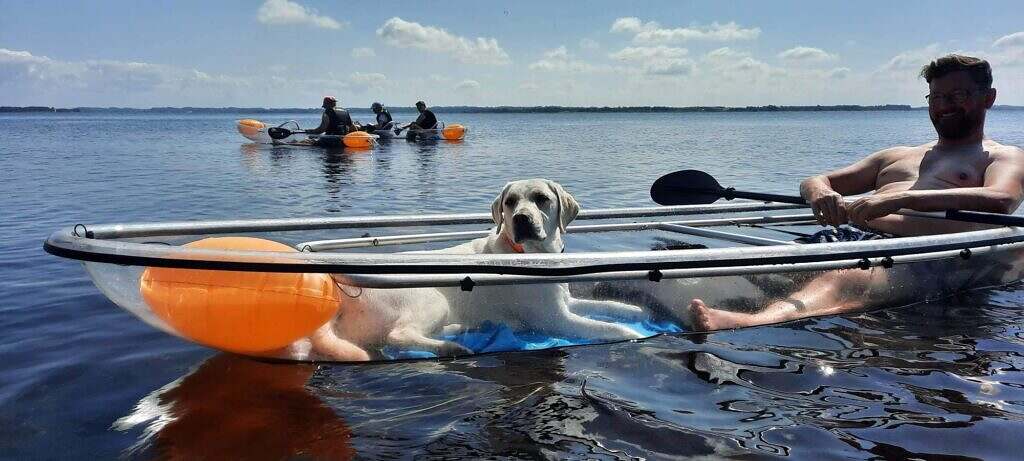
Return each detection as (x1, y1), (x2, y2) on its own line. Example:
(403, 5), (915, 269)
(322, 96), (337, 107)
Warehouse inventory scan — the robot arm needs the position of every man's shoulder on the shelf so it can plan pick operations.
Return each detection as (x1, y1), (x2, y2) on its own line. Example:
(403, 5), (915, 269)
(873, 143), (931, 160)
(985, 140), (1024, 157)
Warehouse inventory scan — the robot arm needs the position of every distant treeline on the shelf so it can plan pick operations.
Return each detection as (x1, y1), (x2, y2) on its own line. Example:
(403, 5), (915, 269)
(4, 104), (1024, 114)
(0, 106), (81, 113)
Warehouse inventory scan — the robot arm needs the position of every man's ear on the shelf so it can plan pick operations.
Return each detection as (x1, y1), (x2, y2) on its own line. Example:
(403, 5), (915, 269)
(985, 88), (997, 109)
(546, 180), (580, 233)
(491, 182), (512, 234)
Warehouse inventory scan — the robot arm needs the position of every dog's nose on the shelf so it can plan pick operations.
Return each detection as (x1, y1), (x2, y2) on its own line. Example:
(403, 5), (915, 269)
(512, 214), (536, 240)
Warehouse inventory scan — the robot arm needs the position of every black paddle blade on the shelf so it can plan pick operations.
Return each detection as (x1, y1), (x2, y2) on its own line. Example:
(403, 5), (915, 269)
(650, 169), (726, 205)
(267, 127), (294, 140)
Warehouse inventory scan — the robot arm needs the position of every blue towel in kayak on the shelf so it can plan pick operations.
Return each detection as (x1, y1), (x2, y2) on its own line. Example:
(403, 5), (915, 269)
(386, 318), (683, 360)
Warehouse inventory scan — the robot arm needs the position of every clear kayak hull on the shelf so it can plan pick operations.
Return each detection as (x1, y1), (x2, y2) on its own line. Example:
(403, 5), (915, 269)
(236, 119), (378, 148)
(44, 203), (1024, 362)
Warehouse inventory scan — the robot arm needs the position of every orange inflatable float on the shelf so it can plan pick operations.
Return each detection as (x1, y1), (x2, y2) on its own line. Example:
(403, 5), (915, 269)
(236, 119), (266, 139)
(342, 131), (375, 148)
(140, 237), (341, 354)
(441, 124), (467, 141)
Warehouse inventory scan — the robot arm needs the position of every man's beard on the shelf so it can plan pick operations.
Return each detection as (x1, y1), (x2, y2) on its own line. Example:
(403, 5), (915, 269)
(931, 108), (982, 140)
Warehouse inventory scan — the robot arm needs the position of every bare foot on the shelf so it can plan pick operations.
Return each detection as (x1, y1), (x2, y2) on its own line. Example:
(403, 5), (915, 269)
(687, 299), (764, 331)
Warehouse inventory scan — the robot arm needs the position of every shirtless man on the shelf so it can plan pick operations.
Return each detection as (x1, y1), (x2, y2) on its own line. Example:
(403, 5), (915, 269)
(689, 54), (1024, 331)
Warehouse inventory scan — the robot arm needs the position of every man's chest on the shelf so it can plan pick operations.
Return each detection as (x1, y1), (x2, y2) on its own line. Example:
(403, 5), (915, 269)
(878, 151), (989, 188)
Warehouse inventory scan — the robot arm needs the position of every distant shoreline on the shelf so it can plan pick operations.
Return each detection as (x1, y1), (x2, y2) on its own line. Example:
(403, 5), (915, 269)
(3, 104), (1023, 114)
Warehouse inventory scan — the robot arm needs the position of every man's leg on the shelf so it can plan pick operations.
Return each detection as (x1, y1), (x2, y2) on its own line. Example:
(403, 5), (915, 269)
(687, 267), (882, 331)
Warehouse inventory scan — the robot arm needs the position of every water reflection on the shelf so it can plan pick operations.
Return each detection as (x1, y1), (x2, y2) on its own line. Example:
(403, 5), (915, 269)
(590, 292), (1024, 458)
(304, 350), (582, 458)
(108, 290), (1024, 459)
(319, 150), (359, 213)
(114, 354), (355, 460)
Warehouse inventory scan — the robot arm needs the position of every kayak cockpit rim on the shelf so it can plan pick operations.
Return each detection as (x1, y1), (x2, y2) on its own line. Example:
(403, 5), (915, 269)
(43, 202), (1024, 286)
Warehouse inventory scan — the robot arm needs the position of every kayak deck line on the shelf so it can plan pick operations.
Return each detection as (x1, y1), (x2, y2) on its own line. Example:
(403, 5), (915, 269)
(62, 201), (807, 239)
(337, 239), (1024, 288)
(43, 202), (1024, 283)
(298, 214), (818, 251)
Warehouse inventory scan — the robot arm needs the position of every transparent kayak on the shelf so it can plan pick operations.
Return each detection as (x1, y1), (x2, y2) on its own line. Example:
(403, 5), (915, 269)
(44, 201), (1024, 362)
(236, 119), (378, 148)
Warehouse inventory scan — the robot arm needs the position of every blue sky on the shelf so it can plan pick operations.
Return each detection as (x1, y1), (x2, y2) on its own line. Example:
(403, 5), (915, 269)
(2, 0), (1023, 107)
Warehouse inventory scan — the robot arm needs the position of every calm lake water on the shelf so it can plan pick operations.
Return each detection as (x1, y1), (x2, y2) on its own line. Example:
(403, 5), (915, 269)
(3, 110), (1024, 459)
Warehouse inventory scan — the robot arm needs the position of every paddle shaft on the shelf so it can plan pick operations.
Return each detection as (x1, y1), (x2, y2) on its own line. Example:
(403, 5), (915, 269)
(717, 188), (1024, 228)
(715, 188), (807, 205)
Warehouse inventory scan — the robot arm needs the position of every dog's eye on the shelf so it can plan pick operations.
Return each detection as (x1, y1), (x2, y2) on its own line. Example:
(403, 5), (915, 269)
(504, 196), (518, 208)
(533, 194), (550, 205)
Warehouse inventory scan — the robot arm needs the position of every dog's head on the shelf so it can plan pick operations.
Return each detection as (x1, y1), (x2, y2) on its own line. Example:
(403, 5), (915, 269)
(490, 179), (580, 252)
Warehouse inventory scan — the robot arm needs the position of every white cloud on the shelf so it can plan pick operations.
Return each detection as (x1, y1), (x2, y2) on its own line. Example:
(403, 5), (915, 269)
(455, 79), (480, 91)
(993, 31), (1024, 48)
(519, 82), (539, 90)
(579, 38), (600, 50)
(543, 46), (569, 60)
(611, 17), (760, 43)
(610, 17), (644, 34)
(0, 48), (242, 92)
(705, 47), (749, 60)
(827, 67), (851, 79)
(528, 46), (595, 72)
(701, 48), (771, 78)
(644, 59), (695, 76)
(0, 48), (398, 106)
(351, 47), (375, 58)
(609, 46), (688, 61)
(347, 72), (386, 92)
(609, 46), (692, 76)
(256, 0), (343, 30)
(376, 17), (510, 65)
(880, 44), (941, 72)
(777, 46), (837, 63)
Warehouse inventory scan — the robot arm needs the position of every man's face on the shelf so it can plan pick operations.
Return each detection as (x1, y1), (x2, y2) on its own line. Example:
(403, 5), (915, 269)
(416, 103), (425, 112)
(927, 71), (991, 140)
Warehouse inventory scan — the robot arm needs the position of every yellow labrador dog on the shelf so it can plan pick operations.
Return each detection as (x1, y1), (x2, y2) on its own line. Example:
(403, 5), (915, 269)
(437, 179), (647, 340)
(302, 179), (646, 361)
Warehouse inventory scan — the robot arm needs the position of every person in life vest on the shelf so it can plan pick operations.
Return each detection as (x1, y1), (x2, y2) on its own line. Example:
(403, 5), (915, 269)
(394, 101), (437, 135)
(361, 102), (394, 132)
(306, 96), (358, 135)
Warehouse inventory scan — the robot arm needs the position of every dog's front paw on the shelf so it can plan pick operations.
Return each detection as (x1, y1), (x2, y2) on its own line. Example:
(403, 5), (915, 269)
(438, 341), (474, 357)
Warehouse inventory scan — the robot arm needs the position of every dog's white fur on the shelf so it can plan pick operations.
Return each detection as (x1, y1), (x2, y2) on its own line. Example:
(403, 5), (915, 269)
(304, 179), (646, 361)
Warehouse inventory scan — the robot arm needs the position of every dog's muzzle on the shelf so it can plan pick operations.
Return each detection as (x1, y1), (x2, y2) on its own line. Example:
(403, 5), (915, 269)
(511, 214), (540, 242)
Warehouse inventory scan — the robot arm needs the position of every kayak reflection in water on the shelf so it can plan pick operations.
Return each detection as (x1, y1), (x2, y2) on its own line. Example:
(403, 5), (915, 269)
(112, 354), (355, 459)
(688, 54), (1024, 331)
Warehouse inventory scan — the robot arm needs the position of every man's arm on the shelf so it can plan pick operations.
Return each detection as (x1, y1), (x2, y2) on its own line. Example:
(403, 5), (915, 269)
(800, 148), (890, 226)
(305, 113), (329, 135)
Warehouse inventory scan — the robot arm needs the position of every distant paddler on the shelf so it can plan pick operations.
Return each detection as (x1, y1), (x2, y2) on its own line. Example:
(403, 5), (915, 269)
(361, 102), (394, 132)
(394, 100), (438, 136)
(306, 96), (358, 136)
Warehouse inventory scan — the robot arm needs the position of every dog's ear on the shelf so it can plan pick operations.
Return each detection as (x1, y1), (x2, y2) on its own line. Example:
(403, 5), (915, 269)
(491, 182), (512, 234)
(547, 180), (580, 233)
